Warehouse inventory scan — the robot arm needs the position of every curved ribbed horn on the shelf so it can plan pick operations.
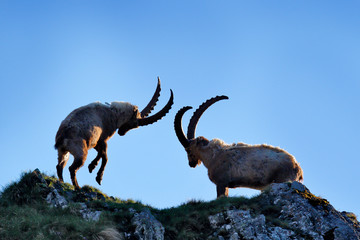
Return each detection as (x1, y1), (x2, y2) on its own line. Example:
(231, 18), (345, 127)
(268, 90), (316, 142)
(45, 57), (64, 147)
(174, 106), (193, 148)
(138, 89), (174, 126)
(187, 95), (229, 140)
(140, 77), (161, 118)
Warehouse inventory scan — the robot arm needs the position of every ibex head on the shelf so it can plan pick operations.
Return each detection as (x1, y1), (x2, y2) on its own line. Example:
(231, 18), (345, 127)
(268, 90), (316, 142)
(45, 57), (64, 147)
(117, 77), (174, 136)
(174, 95), (228, 167)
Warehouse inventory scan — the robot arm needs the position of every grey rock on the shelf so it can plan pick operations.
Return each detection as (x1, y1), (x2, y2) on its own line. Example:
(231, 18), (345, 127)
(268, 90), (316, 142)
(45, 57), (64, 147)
(291, 181), (307, 192)
(267, 182), (360, 240)
(268, 227), (295, 239)
(46, 188), (101, 222)
(208, 183), (360, 240)
(78, 202), (102, 222)
(209, 209), (295, 240)
(229, 232), (239, 240)
(46, 188), (68, 209)
(32, 168), (47, 185)
(129, 208), (137, 214)
(131, 209), (165, 240)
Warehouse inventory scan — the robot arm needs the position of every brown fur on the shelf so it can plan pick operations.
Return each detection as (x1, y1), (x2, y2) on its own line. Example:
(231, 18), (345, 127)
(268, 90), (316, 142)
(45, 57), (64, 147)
(186, 138), (303, 197)
(55, 102), (139, 189)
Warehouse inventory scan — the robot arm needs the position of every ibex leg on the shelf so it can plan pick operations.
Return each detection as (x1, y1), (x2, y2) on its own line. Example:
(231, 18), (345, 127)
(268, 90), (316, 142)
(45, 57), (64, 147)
(216, 185), (229, 198)
(95, 142), (108, 185)
(88, 150), (102, 173)
(68, 144), (88, 189)
(56, 150), (69, 183)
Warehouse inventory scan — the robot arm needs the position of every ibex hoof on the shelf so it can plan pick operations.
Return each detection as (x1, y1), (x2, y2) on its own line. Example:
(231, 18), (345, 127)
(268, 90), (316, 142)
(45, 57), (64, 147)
(96, 176), (102, 185)
(72, 182), (81, 190)
(88, 164), (95, 173)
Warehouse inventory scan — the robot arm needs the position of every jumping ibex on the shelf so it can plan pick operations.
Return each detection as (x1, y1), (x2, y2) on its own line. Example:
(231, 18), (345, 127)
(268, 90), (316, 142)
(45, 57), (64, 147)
(55, 78), (173, 189)
(174, 96), (303, 197)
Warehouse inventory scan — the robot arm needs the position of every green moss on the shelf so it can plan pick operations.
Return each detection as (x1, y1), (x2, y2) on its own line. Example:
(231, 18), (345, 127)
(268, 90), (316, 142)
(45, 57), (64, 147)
(345, 212), (358, 222)
(294, 189), (329, 207)
(343, 211), (359, 226)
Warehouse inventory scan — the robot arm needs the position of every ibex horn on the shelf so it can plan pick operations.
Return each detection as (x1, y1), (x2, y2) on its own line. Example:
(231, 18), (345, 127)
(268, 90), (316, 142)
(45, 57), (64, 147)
(140, 77), (161, 118)
(138, 89), (174, 126)
(174, 106), (193, 148)
(187, 95), (229, 140)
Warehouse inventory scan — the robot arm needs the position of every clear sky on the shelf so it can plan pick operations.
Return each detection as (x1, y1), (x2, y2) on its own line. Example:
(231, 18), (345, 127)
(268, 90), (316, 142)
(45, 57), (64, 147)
(1, 1), (359, 217)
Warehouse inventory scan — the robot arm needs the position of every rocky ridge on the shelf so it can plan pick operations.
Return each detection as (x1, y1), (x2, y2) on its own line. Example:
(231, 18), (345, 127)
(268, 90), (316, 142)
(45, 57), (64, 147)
(1, 169), (359, 240)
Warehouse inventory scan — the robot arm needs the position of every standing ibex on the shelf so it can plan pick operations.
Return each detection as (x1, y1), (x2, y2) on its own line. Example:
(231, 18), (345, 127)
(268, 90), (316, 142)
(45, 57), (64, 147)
(55, 78), (173, 189)
(174, 96), (303, 197)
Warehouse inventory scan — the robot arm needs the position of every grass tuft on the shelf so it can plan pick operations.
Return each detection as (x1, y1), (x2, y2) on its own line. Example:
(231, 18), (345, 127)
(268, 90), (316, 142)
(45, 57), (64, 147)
(0, 171), (48, 206)
(0, 202), (105, 239)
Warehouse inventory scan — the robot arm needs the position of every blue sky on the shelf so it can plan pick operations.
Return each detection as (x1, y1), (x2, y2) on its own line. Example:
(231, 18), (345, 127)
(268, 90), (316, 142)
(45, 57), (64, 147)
(1, 1), (359, 217)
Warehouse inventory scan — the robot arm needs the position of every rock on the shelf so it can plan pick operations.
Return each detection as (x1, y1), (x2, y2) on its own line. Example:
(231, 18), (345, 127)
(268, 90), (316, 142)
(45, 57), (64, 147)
(208, 183), (360, 240)
(78, 202), (102, 222)
(32, 168), (47, 185)
(209, 209), (295, 240)
(131, 209), (165, 240)
(267, 182), (360, 239)
(46, 188), (68, 209)
(129, 208), (137, 214)
(291, 181), (307, 192)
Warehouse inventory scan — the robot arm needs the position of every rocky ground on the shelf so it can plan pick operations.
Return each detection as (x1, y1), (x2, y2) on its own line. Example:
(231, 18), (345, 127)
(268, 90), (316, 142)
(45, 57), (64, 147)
(208, 181), (359, 240)
(1, 169), (359, 240)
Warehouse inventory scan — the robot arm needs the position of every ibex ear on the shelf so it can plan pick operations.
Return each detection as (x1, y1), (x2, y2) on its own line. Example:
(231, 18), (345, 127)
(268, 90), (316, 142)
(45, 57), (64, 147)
(197, 136), (210, 147)
(133, 108), (140, 119)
